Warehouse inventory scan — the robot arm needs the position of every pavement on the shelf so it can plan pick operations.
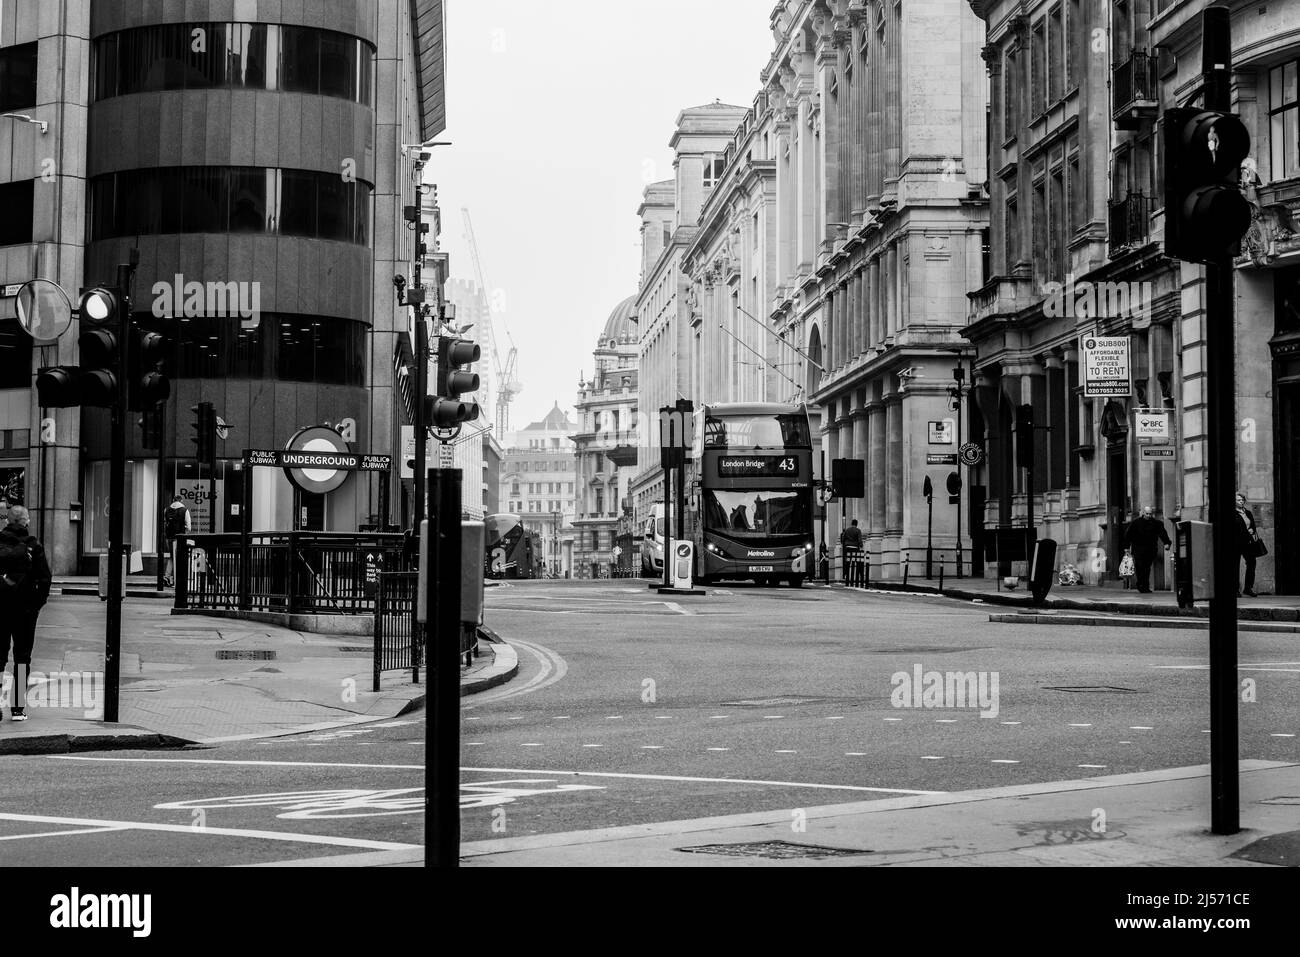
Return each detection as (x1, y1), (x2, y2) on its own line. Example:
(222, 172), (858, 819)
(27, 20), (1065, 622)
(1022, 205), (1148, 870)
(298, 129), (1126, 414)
(828, 571), (1300, 623)
(0, 579), (516, 755)
(462, 759), (1300, 866)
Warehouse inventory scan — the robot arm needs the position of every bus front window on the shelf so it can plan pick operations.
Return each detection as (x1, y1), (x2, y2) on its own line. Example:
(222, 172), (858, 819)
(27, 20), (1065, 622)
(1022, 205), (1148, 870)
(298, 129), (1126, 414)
(703, 489), (808, 537)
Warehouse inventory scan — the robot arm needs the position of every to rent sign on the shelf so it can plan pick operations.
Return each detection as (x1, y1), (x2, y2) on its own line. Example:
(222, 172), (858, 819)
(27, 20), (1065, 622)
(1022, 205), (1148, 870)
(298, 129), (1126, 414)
(1081, 335), (1131, 397)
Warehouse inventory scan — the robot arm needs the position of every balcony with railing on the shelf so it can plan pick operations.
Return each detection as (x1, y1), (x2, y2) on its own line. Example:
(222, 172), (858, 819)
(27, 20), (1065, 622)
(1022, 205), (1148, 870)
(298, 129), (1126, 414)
(1108, 190), (1150, 254)
(1113, 49), (1158, 129)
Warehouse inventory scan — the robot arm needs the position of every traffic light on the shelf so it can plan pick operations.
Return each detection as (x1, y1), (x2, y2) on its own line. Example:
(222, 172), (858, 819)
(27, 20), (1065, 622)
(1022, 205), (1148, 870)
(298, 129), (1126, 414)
(1016, 404), (1034, 470)
(129, 328), (170, 411)
(191, 401), (215, 466)
(77, 287), (123, 408)
(946, 471), (962, 505)
(35, 366), (80, 407)
(429, 335), (480, 425)
(1162, 106), (1251, 263)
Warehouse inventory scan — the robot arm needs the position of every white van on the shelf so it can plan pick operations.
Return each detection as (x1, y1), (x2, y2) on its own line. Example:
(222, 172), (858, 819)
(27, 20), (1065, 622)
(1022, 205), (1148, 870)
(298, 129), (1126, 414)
(641, 504), (665, 577)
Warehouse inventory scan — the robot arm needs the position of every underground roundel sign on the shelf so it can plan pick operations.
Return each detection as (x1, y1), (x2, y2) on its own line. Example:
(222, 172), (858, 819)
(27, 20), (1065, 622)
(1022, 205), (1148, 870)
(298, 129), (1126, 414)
(283, 425), (352, 495)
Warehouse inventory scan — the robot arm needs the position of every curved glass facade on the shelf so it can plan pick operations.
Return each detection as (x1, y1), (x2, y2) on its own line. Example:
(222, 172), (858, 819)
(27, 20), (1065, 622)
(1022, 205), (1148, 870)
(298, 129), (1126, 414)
(93, 23), (374, 105)
(135, 313), (366, 386)
(89, 167), (371, 244)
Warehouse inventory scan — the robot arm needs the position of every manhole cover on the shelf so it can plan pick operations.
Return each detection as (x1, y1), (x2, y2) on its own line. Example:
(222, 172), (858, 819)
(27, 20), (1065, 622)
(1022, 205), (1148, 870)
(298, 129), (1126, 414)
(215, 650), (277, 661)
(680, 841), (870, 860)
(720, 696), (826, 707)
(1042, 686), (1142, 693)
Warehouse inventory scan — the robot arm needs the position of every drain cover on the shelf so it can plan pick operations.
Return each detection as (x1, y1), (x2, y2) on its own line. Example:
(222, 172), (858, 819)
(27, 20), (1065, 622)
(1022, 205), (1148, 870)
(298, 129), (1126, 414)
(680, 841), (869, 860)
(1042, 686), (1142, 693)
(216, 650), (277, 661)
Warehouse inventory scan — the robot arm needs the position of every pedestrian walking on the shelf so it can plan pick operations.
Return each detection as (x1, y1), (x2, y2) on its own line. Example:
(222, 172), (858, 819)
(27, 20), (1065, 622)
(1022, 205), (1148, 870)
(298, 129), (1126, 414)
(0, 505), (53, 721)
(840, 519), (864, 587)
(1235, 492), (1266, 597)
(162, 494), (191, 587)
(1122, 505), (1171, 594)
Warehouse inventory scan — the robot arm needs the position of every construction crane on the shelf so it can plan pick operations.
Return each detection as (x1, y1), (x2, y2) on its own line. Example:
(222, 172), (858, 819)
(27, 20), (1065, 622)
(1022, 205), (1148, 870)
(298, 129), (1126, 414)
(461, 208), (522, 437)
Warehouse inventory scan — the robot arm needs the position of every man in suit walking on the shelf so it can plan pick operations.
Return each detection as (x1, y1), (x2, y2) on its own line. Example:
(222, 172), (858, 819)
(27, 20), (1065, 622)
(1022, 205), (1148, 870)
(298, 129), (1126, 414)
(1123, 505), (1172, 594)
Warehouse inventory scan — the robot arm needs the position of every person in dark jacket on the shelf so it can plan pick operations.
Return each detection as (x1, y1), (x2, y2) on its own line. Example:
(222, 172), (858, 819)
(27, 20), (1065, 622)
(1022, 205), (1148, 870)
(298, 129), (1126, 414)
(1123, 505), (1171, 594)
(840, 519), (864, 587)
(0, 506), (53, 721)
(1235, 492), (1262, 597)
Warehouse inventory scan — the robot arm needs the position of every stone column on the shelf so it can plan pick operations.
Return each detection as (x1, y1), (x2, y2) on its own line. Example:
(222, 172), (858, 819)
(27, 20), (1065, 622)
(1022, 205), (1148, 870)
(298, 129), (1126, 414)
(868, 396), (887, 540)
(852, 397), (869, 526)
(885, 243), (898, 339)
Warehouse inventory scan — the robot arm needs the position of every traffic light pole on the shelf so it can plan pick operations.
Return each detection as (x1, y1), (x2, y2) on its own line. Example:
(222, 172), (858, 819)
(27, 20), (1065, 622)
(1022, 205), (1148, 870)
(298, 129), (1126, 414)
(1202, 5), (1239, 836)
(413, 315), (429, 531)
(155, 406), (166, 592)
(104, 257), (136, 724)
(427, 466), (462, 867)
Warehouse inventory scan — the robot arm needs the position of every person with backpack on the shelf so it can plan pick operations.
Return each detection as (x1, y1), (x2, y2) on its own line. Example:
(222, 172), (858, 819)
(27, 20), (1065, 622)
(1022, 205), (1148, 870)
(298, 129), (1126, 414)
(162, 494), (191, 587)
(0, 505), (52, 722)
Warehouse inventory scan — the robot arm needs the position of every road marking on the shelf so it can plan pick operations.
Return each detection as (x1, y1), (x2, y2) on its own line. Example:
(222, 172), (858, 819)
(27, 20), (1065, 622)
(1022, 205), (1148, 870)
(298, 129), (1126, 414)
(49, 756), (422, 770)
(1129, 726), (1153, 730)
(1078, 764), (1107, 769)
(466, 716), (481, 721)
(1119, 740), (1132, 744)
(935, 719), (957, 724)
(883, 717), (902, 722)
(1201, 730), (1212, 734)
(663, 602), (691, 615)
(520, 743), (543, 747)
(763, 715), (784, 719)
(582, 744), (603, 748)
(920, 756), (944, 761)
(774, 750), (797, 754)
(1270, 733), (1296, 738)
(706, 747), (730, 752)
(991, 759), (1020, 764)
(707, 715), (729, 719)
(1068, 723), (1093, 728)
(654, 715), (672, 719)
(366, 720), (418, 729)
(1154, 665), (1300, 672)
(0, 826), (125, 842)
(0, 812), (418, 851)
(640, 745), (664, 750)
(1001, 721), (1021, 726)
(844, 752), (867, 756)
(461, 767), (943, 795)
(461, 779), (605, 808)
(462, 638), (567, 707)
(826, 716), (844, 721)
(156, 788), (424, 820)
(507, 717), (524, 721)
(553, 716), (570, 720)
(464, 742), (484, 747)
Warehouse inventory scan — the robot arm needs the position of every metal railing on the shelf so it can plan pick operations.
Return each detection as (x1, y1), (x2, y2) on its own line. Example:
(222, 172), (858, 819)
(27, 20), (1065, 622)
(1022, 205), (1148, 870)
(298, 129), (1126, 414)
(1109, 190), (1150, 251)
(373, 571), (420, 692)
(1113, 49), (1156, 114)
(176, 531), (411, 614)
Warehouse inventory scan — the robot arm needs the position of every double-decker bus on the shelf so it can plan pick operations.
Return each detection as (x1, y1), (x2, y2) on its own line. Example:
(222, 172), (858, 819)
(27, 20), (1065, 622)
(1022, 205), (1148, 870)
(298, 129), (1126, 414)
(484, 513), (543, 579)
(689, 402), (815, 587)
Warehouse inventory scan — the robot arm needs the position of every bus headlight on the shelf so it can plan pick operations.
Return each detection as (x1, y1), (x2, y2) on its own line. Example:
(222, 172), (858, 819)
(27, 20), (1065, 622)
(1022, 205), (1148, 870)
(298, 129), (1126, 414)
(706, 542), (717, 553)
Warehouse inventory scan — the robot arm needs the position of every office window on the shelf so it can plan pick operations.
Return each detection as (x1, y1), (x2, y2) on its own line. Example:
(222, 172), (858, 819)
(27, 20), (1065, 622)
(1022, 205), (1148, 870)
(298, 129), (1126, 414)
(1050, 162), (1066, 279)
(1003, 50), (1018, 139)
(1048, 5), (1063, 104)
(0, 319), (33, 388)
(1270, 60), (1299, 181)
(1032, 168), (1047, 282)
(1031, 20), (1046, 116)
(0, 180), (34, 246)
(703, 155), (726, 191)
(0, 42), (38, 112)
(158, 313), (364, 385)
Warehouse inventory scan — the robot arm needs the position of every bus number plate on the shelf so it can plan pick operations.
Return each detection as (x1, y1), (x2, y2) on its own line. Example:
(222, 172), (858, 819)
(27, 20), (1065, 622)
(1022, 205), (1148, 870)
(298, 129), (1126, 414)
(748, 565), (774, 572)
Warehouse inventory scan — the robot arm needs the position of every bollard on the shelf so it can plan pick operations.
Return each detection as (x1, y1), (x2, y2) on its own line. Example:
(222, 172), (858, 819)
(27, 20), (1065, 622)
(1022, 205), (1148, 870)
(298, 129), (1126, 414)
(903, 558), (910, 585)
(939, 565), (944, 590)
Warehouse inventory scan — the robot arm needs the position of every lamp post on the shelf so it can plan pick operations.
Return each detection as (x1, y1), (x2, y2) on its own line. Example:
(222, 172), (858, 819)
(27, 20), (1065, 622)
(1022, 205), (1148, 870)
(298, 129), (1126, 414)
(552, 509), (560, 578)
(950, 361), (967, 577)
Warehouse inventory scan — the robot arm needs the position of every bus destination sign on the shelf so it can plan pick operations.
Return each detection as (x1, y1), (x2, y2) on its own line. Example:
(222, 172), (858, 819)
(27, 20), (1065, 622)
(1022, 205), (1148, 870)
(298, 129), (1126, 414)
(716, 455), (800, 478)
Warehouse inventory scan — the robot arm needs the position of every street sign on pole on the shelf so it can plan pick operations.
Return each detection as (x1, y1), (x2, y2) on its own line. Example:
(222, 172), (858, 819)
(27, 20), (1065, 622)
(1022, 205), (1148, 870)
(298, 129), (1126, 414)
(437, 442), (455, 469)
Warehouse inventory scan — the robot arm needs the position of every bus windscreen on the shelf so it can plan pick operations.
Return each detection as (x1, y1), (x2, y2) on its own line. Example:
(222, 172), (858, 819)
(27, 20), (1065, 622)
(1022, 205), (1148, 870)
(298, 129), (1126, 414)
(703, 488), (810, 537)
(704, 413), (811, 450)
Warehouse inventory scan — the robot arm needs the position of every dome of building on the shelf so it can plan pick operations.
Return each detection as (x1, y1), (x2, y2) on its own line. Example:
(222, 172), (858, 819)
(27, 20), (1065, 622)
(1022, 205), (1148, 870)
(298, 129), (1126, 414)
(599, 295), (638, 348)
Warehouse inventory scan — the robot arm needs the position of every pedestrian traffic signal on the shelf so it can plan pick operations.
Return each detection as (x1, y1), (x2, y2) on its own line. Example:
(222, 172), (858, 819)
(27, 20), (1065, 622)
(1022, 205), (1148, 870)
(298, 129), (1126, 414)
(1016, 404), (1034, 470)
(946, 471), (961, 505)
(1162, 106), (1252, 263)
(430, 336), (480, 425)
(191, 401), (215, 466)
(129, 328), (170, 411)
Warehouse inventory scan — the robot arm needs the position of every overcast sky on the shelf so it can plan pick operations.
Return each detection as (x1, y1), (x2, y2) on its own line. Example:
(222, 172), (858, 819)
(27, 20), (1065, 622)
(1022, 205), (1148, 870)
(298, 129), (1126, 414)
(433, 0), (776, 431)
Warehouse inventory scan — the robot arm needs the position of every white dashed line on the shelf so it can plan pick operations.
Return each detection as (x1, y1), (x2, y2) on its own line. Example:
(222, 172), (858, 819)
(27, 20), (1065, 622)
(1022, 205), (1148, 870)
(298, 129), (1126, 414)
(883, 717), (902, 722)
(1078, 764), (1107, 769)
(654, 716), (672, 720)
(507, 717), (524, 721)
(641, 745), (664, 750)
(1000, 721), (1021, 726)
(935, 719), (958, 724)
(1201, 730), (1212, 734)
(582, 744), (603, 748)
(1119, 740), (1132, 744)
(1270, 733), (1296, 738)
(920, 755), (944, 761)
(1068, 723), (1093, 728)
(463, 742), (484, 746)
(763, 715), (784, 720)
(520, 743), (543, 747)
(466, 717), (481, 721)
(1129, 726), (1153, 730)
(774, 750), (797, 754)
(845, 752), (867, 756)
(991, 759), (1020, 764)
(605, 716), (623, 720)
(706, 747), (730, 752)
(554, 716), (570, 720)
(826, 716), (844, 721)
(708, 715), (729, 720)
